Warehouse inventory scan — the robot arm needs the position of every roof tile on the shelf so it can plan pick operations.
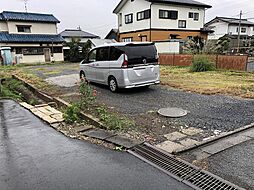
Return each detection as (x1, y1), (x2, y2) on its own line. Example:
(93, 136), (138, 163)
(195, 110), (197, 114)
(0, 32), (64, 43)
(1, 11), (60, 23)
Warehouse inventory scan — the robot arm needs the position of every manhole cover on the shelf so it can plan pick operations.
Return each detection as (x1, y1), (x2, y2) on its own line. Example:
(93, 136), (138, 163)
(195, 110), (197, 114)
(158, 107), (188, 118)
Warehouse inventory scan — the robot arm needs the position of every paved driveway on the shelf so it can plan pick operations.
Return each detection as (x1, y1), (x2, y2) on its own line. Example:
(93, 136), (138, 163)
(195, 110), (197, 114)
(0, 99), (192, 190)
(26, 63), (254, 133)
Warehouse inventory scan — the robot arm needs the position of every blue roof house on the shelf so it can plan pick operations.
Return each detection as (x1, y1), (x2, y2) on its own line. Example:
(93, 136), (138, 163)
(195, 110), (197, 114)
(0, 11), (64, 63)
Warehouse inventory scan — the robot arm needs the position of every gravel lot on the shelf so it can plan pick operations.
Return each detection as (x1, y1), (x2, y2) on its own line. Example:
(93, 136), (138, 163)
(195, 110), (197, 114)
(26, 63), (254, 133)
(95, 85), (254, 132)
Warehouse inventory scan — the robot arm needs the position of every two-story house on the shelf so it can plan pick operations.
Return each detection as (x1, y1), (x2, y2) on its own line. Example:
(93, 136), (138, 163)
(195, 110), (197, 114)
(113, 0), (212, 42)
(60, 28), (99, 43)
(206, 17), (254, 40)
(0, 11), (64, 64)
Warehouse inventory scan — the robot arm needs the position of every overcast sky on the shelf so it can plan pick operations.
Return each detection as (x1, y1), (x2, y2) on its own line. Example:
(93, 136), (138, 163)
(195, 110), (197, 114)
(1, 0), (254, 38)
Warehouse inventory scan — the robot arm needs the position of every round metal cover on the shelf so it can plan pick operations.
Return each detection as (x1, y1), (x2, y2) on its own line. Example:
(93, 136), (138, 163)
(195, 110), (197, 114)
(158, 107), (188, 118)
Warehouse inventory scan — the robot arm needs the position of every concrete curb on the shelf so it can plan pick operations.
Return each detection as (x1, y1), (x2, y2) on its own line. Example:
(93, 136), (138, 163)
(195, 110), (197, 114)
(12, 75), (54, 103)
(12, 74), (106, 129)
(173, 122), (254, 154)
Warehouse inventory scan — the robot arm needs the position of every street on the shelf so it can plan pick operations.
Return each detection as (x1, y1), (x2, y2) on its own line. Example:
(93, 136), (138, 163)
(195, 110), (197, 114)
(0, 99), (192, 190)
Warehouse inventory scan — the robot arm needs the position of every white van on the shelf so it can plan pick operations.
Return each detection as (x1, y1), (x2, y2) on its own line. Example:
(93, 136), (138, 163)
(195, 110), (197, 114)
(80, 42), (160, 92)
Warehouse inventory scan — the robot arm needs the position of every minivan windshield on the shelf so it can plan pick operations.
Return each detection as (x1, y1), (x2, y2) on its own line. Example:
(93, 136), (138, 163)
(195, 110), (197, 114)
(116, 44), (158, 66)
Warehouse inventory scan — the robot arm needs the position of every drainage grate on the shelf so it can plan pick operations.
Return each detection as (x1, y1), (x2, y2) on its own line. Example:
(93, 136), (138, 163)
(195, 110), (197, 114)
(128, 143), (244, 190)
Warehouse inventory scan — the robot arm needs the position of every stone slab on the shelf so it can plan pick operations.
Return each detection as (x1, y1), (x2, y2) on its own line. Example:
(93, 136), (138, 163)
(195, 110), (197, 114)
(45, 106), (62, 115)
(240, 129), (254, 138)
(156, 141), (185, 153)
(223, 135), (251, 146)
(38, 107), (54, 116)
(51, 113), (64, 122)
(179, 138), (199, 147)
(201, 141), (233, 155)
(74, 125), (93, 133)
(106, 136), (140, 149)
(164, 132), (187, 141)
(192, 150), (211, 160)
(181, 127), (203, 136)
(83, 129), (115, 140)
(20, 102), (34, 109)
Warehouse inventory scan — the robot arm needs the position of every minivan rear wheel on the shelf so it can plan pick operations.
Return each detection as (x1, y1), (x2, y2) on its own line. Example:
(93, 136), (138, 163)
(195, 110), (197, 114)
(80, 71), (86, 80)
(108, 77), (118, 92)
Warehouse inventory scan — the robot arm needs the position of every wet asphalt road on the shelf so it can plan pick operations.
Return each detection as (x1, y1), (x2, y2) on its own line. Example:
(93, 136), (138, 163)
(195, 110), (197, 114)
(0, 99), (192, 190)
(208, 139), (254, 190)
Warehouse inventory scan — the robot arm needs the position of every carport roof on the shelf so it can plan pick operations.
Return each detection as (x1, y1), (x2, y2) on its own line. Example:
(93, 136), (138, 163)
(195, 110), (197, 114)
(0, 32), (64, 43)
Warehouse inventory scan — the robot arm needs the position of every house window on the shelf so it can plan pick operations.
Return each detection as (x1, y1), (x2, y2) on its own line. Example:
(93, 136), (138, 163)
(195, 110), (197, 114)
(22, 48), (44, 55)
(241, 28), (247, 33)
(194, 13), (199, 21)
(122, 37), (133, 42)
(178, 20), (186, 28)
(189, 12), (194, 18)
(189, 12), (199, 21)
(159, 10), (178, 20)
(17, 25), (31, 33)
(187, 36), (193, 40)
(137, 9), (151, 21)
(119, 13), (123, 27)
(125, 14), (133, 24)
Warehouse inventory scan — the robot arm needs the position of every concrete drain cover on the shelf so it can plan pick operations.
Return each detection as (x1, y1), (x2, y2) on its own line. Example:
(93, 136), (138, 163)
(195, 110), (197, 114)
(158, 107), (188, 118)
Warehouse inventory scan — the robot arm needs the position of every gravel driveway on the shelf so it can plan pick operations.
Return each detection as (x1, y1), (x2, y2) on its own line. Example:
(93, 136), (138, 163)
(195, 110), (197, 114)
(94, 85), (254, 132)
(26, 63), (254, 133)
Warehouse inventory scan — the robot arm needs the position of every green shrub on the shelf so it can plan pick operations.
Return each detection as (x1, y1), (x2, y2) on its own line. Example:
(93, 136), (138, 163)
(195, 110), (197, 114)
(191, 56), (215, 72)
(64, 103), (81, 124)
(96, 106), (134, 130)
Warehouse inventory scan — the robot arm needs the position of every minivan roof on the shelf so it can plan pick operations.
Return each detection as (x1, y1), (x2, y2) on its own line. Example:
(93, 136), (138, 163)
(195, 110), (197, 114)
(94, 42), (154, 49)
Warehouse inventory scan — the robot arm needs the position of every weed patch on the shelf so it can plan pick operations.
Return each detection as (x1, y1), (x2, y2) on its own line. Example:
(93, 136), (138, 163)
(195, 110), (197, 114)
(96, 106), (134, 130)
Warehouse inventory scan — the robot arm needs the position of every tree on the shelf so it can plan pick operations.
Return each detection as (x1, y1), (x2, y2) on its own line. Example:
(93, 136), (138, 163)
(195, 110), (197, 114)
(214, 36), (230, 54)
(65, 38), (92, 62)
(184, 36), (205, 54)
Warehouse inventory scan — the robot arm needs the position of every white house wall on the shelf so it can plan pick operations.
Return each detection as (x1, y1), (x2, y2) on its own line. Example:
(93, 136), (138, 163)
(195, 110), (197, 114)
(0, 21), (8, 32)
(118, 0), (205, 33)
(7, 21), (58, 34)
(228, 25), (253, 36)
(208, 21), (229, 39)
(151, 4), (205, 30)
(208, 21), (254, 39)
(64, 37), (89, 43)
(118, 0), (151, 33)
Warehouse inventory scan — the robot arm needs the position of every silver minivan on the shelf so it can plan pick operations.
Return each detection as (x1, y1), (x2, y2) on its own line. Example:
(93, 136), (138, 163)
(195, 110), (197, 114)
(79, 42), (160, 92)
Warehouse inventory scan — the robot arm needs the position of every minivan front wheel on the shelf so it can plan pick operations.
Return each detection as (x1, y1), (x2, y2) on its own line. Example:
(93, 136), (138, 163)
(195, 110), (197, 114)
(108, 77), (118, 92)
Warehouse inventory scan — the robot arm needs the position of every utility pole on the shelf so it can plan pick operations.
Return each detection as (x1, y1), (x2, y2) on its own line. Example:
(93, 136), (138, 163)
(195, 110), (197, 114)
(237, 10), (242, 53)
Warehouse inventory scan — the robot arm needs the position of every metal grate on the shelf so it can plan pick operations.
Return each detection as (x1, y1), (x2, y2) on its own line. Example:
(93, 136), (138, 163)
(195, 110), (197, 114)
(128, 143), (244, 190)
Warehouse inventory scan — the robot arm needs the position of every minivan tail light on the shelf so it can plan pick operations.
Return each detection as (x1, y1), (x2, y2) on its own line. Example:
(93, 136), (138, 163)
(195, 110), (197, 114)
(122, 54), (128, 68)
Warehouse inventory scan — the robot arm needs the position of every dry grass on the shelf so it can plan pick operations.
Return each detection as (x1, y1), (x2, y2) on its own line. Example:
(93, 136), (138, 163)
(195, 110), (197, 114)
(160, 66), (254, 99)
(0, 66), (56, 94)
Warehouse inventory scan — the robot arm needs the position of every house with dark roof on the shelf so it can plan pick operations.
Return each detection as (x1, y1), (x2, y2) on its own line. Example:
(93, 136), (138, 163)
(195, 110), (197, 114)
(60, 29), (99, 43)
(0, 11), (64, 63)
(105, 29), (119, 41)
(113, 0), (212, 42)
(205, 17), (254, 40)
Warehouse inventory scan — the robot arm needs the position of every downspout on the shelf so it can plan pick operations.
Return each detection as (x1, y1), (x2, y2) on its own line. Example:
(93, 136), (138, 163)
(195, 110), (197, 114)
(150, 2), (153, 42)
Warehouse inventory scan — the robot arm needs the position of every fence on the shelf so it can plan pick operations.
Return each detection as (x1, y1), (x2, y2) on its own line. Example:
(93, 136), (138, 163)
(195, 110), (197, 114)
(159, 54), (249, 71)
